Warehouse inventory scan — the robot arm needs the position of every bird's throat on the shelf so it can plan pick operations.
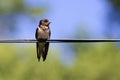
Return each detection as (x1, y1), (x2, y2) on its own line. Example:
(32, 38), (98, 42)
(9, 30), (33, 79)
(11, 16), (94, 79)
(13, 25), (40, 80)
(40, 25), (48, 31)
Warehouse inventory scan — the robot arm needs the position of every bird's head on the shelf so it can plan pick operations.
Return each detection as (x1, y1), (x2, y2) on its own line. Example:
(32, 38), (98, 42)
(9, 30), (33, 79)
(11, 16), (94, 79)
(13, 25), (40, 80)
(39, 19), (51, 26)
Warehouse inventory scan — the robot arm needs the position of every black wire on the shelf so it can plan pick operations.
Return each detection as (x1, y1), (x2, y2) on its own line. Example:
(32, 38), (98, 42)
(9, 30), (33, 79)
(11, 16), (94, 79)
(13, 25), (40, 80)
(49, 39), (120, 43)
(0, 39), (120, 43)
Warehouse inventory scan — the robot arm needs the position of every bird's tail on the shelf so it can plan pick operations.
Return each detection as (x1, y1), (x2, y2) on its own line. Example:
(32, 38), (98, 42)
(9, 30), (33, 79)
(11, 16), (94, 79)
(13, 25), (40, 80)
(38, 57), (40, 62)
(37, 53), (40, 62)
(42, 42), (49, 61)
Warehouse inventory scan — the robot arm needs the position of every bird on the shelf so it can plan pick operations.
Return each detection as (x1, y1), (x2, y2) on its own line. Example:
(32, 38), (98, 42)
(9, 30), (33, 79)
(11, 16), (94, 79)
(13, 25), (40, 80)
(35, 19), (51, 62)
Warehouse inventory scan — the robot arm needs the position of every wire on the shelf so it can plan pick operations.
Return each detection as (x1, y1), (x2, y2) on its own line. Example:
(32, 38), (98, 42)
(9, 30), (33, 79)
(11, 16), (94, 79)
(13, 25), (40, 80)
(0, 39), (120, 43)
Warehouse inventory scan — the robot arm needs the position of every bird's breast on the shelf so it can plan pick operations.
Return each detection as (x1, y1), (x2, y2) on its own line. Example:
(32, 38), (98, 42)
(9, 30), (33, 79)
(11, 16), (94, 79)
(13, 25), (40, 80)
(37, 28), (50, 39)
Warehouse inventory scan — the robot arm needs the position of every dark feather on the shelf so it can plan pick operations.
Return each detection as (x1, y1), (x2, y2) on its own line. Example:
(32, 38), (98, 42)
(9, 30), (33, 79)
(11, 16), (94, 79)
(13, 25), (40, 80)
(36, 42), (40, 61)
(42, 42), (49, 61)
(35, 28), (41, 61)
(35, 28), (38, 39)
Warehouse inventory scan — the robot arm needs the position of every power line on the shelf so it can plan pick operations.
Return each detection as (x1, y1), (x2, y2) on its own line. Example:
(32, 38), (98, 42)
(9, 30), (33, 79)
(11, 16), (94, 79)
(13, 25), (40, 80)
(0, 39), (120, 43)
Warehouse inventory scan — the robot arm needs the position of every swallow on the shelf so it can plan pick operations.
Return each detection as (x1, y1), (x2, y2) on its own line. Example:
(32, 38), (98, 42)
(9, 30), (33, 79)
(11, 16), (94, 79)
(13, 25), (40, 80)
(35, 19), (51, 61)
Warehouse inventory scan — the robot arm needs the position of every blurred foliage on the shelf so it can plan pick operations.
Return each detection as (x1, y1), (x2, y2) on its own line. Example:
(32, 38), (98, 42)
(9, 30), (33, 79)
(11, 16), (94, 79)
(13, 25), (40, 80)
(109, 0), (120, 10)
(0, 0), (25, 14)
(0, 0), (45, 36)
(0, 43), (120, 80)
(0, 0), (45, 14)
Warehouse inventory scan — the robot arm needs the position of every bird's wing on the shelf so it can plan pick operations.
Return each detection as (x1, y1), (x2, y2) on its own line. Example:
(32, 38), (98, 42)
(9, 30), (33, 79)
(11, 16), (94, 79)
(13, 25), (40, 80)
(49, 29), (51, 38)
(35, 27), (42, 61)
(35, 27), (38, 39)
(36, 43), (40, 61)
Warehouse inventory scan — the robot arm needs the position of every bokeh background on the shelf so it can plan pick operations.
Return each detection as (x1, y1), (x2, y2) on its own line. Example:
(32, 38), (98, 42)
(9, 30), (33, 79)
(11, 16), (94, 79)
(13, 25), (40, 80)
(0, 0), (120, 80)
